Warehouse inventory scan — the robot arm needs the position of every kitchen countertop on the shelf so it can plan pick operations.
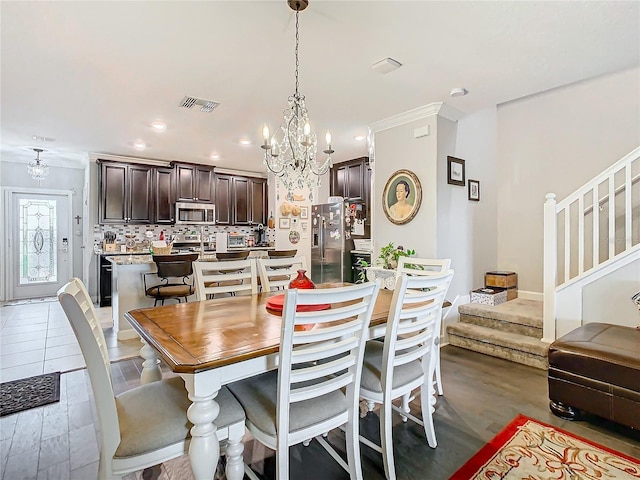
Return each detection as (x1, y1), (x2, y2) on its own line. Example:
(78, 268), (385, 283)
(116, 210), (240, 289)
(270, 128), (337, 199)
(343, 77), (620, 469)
(107, 253), (219, 265)
(95, 246), (274, 256)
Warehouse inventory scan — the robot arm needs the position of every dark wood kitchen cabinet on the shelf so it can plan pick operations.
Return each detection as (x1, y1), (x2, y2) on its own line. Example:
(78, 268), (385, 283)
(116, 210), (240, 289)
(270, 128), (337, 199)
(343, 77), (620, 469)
(330, 157), (370, 201)
(233, 176), (251, 225)
(215, 174), (267, 226)
(250, 177), (267, 225)
(154, 167), (175, 224)
(99, 161), (153, 224)
(215, 174), (232, 225)
(174, 163), (214, 203)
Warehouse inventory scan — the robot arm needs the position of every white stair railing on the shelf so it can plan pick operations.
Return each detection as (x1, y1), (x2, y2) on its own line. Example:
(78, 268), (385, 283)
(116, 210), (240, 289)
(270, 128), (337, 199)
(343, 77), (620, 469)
(543, 147), (640, 342)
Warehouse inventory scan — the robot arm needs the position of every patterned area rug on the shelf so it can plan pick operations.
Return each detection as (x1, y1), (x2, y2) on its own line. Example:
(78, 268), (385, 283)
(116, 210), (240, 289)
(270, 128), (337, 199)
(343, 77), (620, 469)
(450, 414), (640, 479)
(0, 372), (61, 417)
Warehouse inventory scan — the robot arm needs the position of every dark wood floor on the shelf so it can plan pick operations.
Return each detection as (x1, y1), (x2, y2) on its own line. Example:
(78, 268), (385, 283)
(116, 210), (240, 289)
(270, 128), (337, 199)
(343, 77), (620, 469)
(2, 346), (638, 479)
(244, 346), (640, 479)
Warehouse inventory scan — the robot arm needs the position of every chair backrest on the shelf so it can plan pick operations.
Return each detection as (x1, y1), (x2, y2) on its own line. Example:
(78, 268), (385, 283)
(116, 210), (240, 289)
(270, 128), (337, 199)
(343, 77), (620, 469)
(153, 253), (199, 279)
(277, 282), (380, 443)
(193, 258), (258, 300)
(382, 270), (454, 389)
(267, 249), (297, 258)
(397, 257), (451, 276)
(57, 278), (120, 461)
(256, 256), (308, 292)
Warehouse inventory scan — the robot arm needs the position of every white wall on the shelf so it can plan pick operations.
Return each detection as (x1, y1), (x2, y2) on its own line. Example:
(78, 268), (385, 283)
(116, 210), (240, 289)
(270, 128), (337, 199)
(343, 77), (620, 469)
(497, 67), (640, 293)
(371, 114), (439, 262)
(0, 160), (86, 298)
(444, 107), (499, 297)
(582, 258), (640, 327)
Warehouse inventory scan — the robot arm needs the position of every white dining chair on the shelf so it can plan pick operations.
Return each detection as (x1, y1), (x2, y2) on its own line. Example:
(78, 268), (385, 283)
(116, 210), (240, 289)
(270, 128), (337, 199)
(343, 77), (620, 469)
(396, 257), (452, 397)
(359, 271), (453, 480)
(396, 256), (451, 275)
(256, 256), (308, 292)
(57, 278), (247, 480)
(228, 282), (381, 480)
(193, 258), (258, 300)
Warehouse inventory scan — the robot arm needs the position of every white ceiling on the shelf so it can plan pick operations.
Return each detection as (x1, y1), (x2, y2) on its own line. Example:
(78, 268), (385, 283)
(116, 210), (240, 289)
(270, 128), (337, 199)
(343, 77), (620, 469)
(1, 1), (638, 172)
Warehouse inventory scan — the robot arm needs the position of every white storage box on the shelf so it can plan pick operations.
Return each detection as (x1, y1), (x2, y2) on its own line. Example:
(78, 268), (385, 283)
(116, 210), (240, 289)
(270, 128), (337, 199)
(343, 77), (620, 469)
(470, 288), (507, 306)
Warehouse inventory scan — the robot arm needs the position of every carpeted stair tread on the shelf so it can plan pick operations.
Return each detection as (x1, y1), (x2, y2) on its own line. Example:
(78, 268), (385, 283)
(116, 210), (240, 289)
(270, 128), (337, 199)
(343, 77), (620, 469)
(447, 323), (548, 356)
(458, 313), (542, 337)
(446, 323), (549, 370)
(458, 299), (542, 328)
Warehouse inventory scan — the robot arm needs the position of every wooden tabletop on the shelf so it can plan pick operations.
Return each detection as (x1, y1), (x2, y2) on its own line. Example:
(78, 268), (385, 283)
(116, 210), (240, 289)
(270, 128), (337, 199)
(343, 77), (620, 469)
(125, 287), (394, 374)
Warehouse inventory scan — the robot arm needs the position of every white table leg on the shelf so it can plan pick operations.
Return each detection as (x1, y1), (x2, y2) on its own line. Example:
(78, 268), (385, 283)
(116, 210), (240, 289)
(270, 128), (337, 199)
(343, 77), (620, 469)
(139, 340), (162, 384)
(182, 372), (221, 480)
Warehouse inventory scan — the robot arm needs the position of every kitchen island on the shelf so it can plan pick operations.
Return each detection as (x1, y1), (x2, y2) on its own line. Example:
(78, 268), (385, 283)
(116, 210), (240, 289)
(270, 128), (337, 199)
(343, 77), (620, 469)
(107, 249), (273, 340)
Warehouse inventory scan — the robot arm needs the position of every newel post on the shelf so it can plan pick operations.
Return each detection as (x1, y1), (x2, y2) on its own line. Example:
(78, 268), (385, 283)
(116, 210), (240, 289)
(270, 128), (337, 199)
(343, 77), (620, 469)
(542, 193), (557, 343)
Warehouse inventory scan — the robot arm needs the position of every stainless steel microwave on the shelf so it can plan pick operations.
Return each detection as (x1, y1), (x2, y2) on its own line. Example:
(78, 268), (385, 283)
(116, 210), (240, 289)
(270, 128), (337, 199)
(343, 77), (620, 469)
(175, 202), (215, 225)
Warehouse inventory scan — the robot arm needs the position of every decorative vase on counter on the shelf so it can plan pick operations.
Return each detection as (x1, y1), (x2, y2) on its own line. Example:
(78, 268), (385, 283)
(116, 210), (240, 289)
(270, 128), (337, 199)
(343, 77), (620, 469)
(289, 269), (316, 290)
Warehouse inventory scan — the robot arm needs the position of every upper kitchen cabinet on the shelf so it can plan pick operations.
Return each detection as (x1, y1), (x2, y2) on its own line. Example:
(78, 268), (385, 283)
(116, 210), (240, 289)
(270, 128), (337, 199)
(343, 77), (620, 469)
(154, 167), (175, 224)
(330, 157), (370, 201)
(215, 173), (267, 226)
(98, 161), (153, 224)
(215, 174), (232, 225)
(174, 163), (215, 203)
(249, 177), (267, 226)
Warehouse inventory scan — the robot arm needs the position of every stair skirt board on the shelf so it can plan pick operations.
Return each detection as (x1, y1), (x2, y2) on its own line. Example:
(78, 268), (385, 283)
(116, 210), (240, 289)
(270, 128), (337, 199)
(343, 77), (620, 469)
(458, 313), (542, 338)
(448, 334), (549, 370)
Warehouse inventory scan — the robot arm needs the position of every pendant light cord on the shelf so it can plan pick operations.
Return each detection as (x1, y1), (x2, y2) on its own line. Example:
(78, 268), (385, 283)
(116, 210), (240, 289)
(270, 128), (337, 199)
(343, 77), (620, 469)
(295, 9), (300, 97)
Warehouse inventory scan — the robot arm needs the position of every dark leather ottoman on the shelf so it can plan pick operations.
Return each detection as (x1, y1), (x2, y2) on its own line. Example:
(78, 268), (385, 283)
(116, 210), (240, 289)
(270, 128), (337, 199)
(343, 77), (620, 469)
(548, 322), (640, 429)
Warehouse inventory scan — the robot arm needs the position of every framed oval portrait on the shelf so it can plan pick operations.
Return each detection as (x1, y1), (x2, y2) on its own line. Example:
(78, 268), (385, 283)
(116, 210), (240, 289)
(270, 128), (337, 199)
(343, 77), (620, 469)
(382, 169), (422, 225)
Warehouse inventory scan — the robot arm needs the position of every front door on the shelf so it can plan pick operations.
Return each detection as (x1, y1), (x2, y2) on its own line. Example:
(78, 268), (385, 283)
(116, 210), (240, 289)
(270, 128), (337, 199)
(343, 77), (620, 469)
(9, 191), (72, 299)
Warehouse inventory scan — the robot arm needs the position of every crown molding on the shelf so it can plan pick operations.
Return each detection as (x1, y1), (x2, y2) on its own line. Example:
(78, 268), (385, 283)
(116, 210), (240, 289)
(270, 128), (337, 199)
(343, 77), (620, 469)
(88, 152), (171, 166)
(214, 167), (267, 178)
(369, 102), (465, 133)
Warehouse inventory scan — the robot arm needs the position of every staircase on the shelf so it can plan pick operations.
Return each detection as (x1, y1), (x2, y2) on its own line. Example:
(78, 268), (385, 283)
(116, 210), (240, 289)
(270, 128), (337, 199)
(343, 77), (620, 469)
(446, 147), (639, 368)
(447, 298), (549, 370)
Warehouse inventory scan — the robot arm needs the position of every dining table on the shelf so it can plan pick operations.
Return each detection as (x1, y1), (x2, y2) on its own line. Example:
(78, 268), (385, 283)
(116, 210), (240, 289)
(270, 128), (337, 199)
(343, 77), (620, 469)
(124, 285), (395, 480)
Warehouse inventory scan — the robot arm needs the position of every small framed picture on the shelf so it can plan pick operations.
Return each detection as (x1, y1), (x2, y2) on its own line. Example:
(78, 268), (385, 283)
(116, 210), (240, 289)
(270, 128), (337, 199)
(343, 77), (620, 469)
(300, 206), (309, 219)
(279, 217), (290, 229)
(468, 179), (480, 201)
(447, 156), (466, 186)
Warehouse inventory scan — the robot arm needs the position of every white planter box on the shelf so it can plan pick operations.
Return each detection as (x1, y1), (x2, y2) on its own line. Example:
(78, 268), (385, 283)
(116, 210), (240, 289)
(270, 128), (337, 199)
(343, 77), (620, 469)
(366, 267), (397, 290)
(470, 288), (507, 306)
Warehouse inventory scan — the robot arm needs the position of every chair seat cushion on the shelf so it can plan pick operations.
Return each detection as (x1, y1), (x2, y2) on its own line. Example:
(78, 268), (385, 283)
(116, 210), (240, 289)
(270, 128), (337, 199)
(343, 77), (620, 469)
(115, 377), (244, 458)
(228, 370), (347, 436)
(146, 284), (193, 298)
(360, 340), (424, 394)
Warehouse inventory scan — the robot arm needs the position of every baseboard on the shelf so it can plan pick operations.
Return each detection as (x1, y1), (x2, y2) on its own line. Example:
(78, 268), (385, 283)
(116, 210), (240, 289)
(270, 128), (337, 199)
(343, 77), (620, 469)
(517, 290), (543, 301)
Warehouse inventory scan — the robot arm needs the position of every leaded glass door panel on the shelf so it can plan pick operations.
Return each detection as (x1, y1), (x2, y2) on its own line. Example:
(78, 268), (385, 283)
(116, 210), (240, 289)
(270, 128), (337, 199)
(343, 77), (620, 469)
(11, 192), (71, 299)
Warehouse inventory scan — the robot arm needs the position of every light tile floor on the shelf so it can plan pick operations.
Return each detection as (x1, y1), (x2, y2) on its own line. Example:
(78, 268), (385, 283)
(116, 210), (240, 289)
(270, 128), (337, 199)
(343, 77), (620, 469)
(1, 299), (141, 383)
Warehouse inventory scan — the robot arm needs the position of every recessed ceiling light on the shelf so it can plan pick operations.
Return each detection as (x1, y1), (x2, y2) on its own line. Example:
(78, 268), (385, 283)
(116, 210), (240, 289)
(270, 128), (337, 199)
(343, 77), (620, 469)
(449, 87), (469, 97)
(151, 121), (166, 131)
(353, 135), (365, 141)
(32, 135), (55, 142)
(239, 138), (252, 146)
(132, 140), (146, 151)
(210, 152), (220, 160)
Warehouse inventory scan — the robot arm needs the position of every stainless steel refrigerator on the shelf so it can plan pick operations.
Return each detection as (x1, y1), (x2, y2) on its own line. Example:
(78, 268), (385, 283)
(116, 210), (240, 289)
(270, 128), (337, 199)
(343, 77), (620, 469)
(311, 202), (355, 284)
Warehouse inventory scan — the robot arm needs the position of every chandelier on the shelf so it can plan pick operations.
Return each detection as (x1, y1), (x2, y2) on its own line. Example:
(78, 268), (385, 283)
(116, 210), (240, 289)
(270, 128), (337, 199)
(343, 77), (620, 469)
(261, 0), (334, 202)
(28, 148), (49, 181)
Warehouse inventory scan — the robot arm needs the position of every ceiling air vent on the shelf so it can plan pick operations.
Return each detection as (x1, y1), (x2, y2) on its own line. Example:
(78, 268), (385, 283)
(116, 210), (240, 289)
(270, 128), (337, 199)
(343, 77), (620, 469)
(178, 96), (220, 113)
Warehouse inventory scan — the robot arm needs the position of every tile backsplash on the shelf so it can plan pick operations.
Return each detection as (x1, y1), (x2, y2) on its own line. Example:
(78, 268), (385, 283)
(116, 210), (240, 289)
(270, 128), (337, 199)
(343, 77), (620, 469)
(94, 224), (275, 246)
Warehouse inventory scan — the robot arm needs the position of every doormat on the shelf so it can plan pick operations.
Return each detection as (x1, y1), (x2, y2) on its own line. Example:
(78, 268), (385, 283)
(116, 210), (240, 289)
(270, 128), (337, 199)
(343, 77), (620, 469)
(450, 414), (640, 479)
(0, 372), (61, 417)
